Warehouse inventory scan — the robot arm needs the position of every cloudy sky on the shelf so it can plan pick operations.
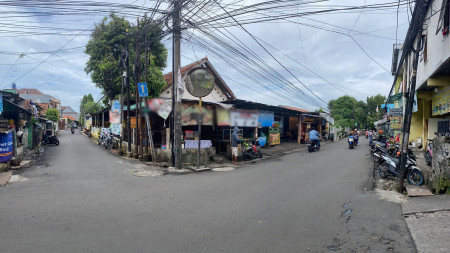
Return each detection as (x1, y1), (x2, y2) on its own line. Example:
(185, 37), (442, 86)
(0, 0), (411, 112)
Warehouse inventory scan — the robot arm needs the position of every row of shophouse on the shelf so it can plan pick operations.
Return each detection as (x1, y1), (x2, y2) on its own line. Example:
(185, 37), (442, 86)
(387, 0), (450, 192)
(0, 85), (76, 170)
(84, 57), (335, 163)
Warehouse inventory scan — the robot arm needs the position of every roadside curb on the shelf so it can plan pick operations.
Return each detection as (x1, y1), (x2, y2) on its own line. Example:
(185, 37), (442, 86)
(82, 131), (324, 174)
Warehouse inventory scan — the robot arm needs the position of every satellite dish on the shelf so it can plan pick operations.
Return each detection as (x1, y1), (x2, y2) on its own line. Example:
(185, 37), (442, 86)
(185, 67), (215, 98)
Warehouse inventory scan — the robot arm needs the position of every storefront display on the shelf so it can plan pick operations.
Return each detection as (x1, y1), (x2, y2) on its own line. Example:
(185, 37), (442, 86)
(269, 121), (280, 146)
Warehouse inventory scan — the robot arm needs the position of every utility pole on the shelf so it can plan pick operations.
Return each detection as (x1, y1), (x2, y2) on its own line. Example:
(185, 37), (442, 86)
(138, 18), (144, 160)
(144, 16), (150, 160)
(126, 29), (132, 155)
(119, 51), (126, 156)
(398, 0), (429, 190)
(398, 34), (423, 190)
(134, 18), (142, 159)
(172, 0), (182, 169)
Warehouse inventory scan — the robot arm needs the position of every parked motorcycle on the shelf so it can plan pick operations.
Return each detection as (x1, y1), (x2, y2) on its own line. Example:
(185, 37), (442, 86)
(42, 133), (59, 145)
(242, 139), (262, 161)
(308, 139), (320, 152)
(348, 135), (355, 149)
(98, 129), (113, 150)
(374, 152), (424, 186)
(425, 139), (433, 166)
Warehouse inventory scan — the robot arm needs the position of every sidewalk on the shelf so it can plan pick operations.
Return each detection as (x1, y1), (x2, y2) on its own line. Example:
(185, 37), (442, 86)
(402, 195), (450, 253)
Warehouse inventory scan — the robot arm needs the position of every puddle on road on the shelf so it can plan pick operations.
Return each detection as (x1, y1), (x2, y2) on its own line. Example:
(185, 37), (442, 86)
(9, 175), (28, 183)
(327, 245), (341, 251)
(340, 209), (352, 217)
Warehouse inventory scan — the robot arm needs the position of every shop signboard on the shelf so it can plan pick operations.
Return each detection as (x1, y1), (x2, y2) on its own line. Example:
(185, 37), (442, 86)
(181, 103), (213, 126)
(432, 86), (450, 116)
(216, 107), (230, 126)
(258, 110), (274, 127)
(0, 131), (13, 162)
(0, 93), (3, 114)
(230, 110), (258, 127)
(388, 107), (403, 131)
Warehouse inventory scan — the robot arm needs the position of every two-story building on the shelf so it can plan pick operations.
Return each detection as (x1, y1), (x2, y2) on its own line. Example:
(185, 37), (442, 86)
(390, 0), (450, 149)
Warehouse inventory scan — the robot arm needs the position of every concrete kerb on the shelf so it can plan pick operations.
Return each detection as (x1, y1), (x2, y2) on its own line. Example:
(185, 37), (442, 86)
(82, 130), (317, 174)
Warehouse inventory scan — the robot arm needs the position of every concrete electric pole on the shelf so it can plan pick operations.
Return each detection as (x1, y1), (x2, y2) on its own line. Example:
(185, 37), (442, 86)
(172, 0), (182, 169)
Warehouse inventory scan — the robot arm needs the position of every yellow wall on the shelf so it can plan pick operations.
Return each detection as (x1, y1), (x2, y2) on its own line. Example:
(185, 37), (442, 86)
(394, 77), (402, 94)
(423, 99), (432, 148)
(410, 98), (423, 143)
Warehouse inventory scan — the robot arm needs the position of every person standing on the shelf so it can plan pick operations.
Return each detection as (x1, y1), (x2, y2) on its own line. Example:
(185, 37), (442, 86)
(231, 127), (242, 165)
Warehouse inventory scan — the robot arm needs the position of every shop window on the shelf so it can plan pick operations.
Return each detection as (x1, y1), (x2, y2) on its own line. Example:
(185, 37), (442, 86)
(444, 0), (449, 35)
(424, 36), (428, 62)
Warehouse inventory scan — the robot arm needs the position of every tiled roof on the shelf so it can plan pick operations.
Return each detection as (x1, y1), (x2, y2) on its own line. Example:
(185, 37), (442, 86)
(279, 105), (308, 113)
(17, 99), (32, 110)
(36, 103), (49, 115)
(62, 115), (77, 121)
(18, 88), (43, 95)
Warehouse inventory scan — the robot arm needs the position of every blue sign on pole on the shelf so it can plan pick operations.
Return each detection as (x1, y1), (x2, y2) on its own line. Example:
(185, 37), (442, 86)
(138, 83), (148, 97)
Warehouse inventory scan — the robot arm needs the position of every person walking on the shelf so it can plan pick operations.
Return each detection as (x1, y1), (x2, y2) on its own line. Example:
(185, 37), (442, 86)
(231, 127), (242, 165)
(368, 129), (373, 145)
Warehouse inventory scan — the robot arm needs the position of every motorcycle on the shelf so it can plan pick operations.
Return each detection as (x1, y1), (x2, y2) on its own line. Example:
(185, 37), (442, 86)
(425, 139), (433, 166)
(374, 152), (424, 186)
(98, 129), (113, 150)
(71, 127), (75, 134)
(308, 139), (320, 152)
(354, 135), (359, 146)
(348, 135), (355, 149)
(42, 133), (59, 145)
(242, 139), (262, 161)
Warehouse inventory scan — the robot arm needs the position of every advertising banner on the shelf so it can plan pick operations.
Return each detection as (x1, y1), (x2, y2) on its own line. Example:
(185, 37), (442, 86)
(148, 98), (172, 120)
(181, 103), (213, 126)
(216, 107), (230, 126)
(432, 86), (450, 116)
(0, 131), (13, 162)
(258, 110), (274, 127)
(109, 100), (121, 135)
(388, 107), (403, 131)
(230, 110), (258, 127)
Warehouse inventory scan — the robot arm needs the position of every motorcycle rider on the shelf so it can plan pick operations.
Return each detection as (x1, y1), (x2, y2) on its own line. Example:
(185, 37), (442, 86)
(308, 127), (320, 148)
(231, 127), (243, 165)
(354, 129), (359, 145)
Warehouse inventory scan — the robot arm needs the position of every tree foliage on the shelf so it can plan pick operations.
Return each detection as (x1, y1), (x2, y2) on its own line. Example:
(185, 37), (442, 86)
(328, 94), (386, 129)
(79, 94), (102, 121)
(84, 13), (168, 104)
(45, 108), (60, 122)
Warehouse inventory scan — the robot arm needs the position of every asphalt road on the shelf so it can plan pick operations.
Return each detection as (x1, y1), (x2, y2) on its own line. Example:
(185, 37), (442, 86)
(0, 132), (416, 252)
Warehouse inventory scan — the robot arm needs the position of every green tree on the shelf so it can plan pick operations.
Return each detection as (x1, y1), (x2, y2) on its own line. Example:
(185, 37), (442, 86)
(366, 94), (386, 128)
(84, 13), (168, 103)
(45, 108), (60, 122)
